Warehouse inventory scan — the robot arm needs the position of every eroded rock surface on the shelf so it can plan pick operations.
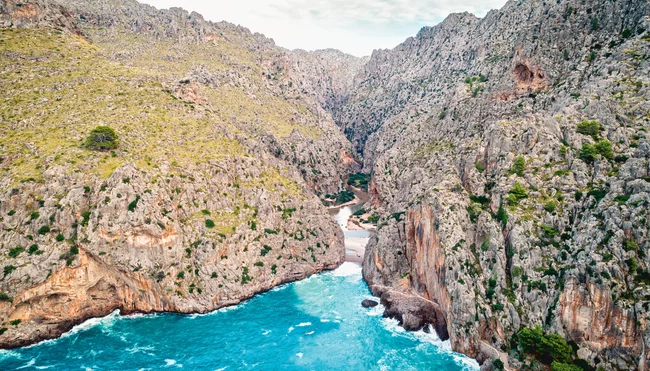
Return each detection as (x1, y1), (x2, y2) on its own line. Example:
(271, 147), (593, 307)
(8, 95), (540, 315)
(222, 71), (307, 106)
(345, 0), (650, 369)
(0, 0), (357, 348)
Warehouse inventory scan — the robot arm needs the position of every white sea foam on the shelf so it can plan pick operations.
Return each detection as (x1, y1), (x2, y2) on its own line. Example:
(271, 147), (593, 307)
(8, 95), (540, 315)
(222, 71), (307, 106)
(270, 284), (289, 292)
(123, 313), (157, 320)
(60, 310), (121, 340)
(380, 319), (479, 370)
(262, 330), (271, 335)
(187, 303), (244, 319)
(214, 368), (227, 371)
(16, 358), (35, 369)
(331, 262), (362, 277)
(296, 322), (311, 327)
(35, 366), (54, 370)
(126, 345), (155, 354)
(296, 353), (303, 358)
(164, 359), (182, 368)
(0, 349), (22, 360)
(305, 331), (314, 335)
(288, 326), (294, 333)
(366, 301), (385, 316)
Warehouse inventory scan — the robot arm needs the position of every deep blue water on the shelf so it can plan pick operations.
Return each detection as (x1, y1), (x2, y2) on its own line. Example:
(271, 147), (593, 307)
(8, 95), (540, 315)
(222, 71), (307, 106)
(0, 263), (478, 371)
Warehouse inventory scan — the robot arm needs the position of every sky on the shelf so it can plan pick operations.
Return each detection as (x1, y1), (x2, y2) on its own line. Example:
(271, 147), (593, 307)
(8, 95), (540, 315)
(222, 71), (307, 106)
(139, 0), (507, 57)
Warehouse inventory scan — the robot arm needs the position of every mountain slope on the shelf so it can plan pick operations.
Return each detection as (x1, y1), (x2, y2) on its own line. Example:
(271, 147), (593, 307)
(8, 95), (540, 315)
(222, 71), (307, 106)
(0, 0), (362, 348)
(338, 0), (650, 369)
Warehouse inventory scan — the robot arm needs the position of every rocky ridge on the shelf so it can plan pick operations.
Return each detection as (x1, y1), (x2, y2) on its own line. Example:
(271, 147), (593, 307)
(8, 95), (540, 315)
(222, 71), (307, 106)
(337, 0), (650, 370)
(0, 0), (365, 348)
(2, 0), (650, 370)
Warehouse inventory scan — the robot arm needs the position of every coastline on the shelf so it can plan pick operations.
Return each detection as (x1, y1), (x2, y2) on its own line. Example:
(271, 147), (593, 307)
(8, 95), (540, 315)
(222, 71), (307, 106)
(1, 190), (372, 351)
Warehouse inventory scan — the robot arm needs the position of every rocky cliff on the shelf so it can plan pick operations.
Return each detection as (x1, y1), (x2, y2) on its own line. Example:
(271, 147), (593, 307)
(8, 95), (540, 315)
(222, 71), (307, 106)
(0, 0), (364, 348)
(343, 0), (650, 370)
(3, 0), (650, 369)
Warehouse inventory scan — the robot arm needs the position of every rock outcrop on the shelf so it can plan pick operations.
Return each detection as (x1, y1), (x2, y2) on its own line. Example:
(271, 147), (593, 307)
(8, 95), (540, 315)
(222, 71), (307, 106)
(0, 0), (358, 348)
(2, 0), (650, 369)
(343, 0), (650, 369)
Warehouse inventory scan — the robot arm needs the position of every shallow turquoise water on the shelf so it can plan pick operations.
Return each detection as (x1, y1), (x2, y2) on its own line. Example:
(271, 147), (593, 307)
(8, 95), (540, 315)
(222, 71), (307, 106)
(0, 263), (478, 370)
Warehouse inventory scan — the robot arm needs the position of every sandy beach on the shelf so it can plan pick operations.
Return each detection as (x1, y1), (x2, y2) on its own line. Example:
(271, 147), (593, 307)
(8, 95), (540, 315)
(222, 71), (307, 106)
(345, 237), (369, 264)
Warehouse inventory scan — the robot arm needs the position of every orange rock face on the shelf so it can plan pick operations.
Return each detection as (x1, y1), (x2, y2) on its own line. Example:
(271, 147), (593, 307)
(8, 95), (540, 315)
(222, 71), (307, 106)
(558, 280), (640, 353)
(4, 249), (172, 348)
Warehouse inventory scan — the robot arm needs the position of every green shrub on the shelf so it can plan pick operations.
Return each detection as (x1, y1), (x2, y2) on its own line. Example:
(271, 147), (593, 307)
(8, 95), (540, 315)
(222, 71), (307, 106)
(128, 195), (141, 212)
(367, 215), (379, 224)
(28, 244), (39, 255)
(594, 140), (613, 160)
(0, 292), (12, 302)
(281, 208), (296, 219)
(587, 188), (607, 202)
(241, 266), (252, 284)
(347, 173), (371, 190)
(334, 189), (355, 205)
(577, 120), (600, 140)
(627, 257), (638, 271)
(614, 194), (630, 204)
(254, 261), (264, 267)
(81, 211), (91, 227)
(466, 205), (479, 223)
(0, 328), (6, 335)
(492, 359), (504, 370)
(512, 156), (525, 176)
(177, 271), (185, 279)
(38, 225), (50, 235)
(622, 28), (632, 39)
(353, 208), (366, 216)
(271, 264), (277, 274)
(7, 210), (15, 216)
(486, 277), (497, 300)
(518, 326), (544, 353)
(9, 319), (20, 326)
(475, 161), (486, 172)
(84, 126), (118, 150)
(55, 233), (65, 242)
(470, 195), (490, 206)
(261, 245), (272, 256)
(540, 224), (559, 238)
(264, 228), (278, 234)
(491, 303), (504, 311)
(205, 219), (215, 228)
(8, 246), (25, 258)
(544, 201), (556, 212)
(495, 206), (508, 227)
(29, 211), (39, 220)
(623, 239), (638, 251)
(540, 334), (573, 363)
(579, 143), (596, 162)
(3, 265), (16, 277)
(551, 362), (582, 371)
(508, 182), (528, 205)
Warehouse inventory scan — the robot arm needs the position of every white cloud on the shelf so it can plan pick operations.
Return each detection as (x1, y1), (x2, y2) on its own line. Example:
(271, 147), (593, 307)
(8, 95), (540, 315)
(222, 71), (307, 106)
(138, 0), (507, 56)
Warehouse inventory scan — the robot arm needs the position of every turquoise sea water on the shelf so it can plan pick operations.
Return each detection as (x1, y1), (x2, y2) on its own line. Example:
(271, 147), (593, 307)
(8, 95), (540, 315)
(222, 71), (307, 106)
(0, 263), (478, 371)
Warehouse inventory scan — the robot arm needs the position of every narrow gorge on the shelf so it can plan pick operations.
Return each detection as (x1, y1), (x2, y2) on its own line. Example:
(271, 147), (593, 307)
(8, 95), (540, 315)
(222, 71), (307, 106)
(1, 0), (650, 370)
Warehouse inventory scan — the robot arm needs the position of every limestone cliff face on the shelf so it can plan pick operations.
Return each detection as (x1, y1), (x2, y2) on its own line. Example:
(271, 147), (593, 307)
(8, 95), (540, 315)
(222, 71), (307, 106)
(0, 0), (348, 348)
(347, 0), (650, 369)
